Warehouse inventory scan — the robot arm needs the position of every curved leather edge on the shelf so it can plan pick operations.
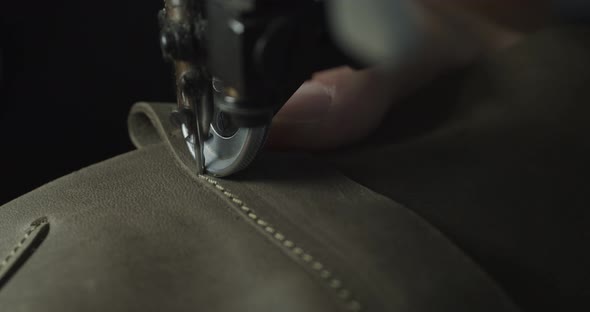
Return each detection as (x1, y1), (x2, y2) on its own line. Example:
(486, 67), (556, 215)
(128, 102), (201, 178)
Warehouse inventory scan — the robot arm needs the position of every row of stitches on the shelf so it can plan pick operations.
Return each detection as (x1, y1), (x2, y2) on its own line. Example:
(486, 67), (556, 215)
(198, 175), (362, 311)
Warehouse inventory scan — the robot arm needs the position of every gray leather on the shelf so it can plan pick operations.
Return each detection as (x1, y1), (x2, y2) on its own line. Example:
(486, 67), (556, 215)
(0, 101), (516, 311)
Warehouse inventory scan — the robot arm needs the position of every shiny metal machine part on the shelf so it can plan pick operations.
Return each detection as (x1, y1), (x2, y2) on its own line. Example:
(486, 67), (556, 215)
(182, 85), (268, 177)
(160, 0), (267, 177)
(182, 123), (267, 177)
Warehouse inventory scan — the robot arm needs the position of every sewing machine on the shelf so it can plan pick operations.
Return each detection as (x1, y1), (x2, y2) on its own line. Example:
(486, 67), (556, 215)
(158, 0), (421, 176)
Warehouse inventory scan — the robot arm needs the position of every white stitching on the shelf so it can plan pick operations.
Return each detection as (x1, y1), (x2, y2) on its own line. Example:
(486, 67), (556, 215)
(0, 218), (48, 270)
(198, 175), (362, 311)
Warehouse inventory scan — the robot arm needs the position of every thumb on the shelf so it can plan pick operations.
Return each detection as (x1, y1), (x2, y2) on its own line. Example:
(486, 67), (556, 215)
(266, 66), (397, 150)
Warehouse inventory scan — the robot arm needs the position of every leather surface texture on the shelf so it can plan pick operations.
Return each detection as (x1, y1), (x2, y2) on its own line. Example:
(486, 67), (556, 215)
(0, 101), (516, 312)
(325, 26), (590, 312)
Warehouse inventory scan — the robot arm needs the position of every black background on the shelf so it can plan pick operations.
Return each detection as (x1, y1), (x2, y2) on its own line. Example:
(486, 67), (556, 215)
(0, 0), (174, 204)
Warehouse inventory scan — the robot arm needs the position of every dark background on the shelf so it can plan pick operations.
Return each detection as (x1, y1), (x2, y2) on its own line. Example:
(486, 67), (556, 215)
(0, 0), (174, 204)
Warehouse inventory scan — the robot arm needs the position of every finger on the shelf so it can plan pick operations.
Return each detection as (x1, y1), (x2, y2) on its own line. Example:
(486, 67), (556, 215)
(266, 66), (397, 150)
(265, 3), (526, 151)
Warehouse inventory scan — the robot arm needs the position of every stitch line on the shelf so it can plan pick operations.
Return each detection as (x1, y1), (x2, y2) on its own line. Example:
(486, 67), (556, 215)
(198, 175), (362, 312)
(0, 218), (48, 270)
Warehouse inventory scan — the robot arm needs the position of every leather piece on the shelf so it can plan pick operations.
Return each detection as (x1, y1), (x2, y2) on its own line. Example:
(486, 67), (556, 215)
(0, 102), (517, 311)
(0, 145), (339, 312)
(325, 27), (590, 311)
(128, 102), (516, 311)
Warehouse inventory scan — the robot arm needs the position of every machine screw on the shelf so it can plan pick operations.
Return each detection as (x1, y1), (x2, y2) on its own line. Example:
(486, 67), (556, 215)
(160, 30), (180, 61)
(160, 25), (197, 61)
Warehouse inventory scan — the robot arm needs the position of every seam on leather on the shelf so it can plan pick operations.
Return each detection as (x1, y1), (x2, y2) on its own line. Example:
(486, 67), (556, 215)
(198, 175), (362, 312)
(0, 217), (48, 271)
(0, 217), (50, 290)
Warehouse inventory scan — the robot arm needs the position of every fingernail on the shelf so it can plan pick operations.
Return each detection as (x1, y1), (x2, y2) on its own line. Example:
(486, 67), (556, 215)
(274, 82), (332, 124)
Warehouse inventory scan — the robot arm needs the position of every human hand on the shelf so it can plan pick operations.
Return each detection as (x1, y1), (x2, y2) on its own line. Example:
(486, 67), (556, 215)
(266, 1), (547, 150)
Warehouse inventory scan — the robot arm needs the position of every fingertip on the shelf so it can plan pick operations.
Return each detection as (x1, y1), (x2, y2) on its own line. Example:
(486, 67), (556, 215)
(267, 66), (396, 150)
